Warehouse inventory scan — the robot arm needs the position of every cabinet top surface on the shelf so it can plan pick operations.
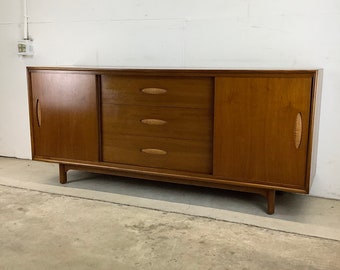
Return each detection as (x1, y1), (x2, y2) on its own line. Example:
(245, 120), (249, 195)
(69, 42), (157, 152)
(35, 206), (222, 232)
(27, 66), (319, 77)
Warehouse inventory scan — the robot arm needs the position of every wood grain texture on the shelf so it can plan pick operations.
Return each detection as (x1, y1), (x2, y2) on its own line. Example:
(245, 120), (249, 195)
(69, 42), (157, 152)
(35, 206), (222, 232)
(102, 75), (213, 109)
(102, 134), (212, 174)
(30, 72), (99, 161)
(213, 75), (313, 190)
(102, 104), (212, 141)
(27, 67), (321, 214)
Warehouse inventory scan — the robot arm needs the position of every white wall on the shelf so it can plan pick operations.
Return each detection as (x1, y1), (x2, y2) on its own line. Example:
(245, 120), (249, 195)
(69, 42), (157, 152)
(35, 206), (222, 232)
(1, 0), (340, 199)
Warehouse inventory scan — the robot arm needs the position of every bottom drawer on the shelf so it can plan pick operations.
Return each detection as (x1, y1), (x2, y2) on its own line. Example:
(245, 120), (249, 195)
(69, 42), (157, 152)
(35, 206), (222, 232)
(102, 135), (212, 174)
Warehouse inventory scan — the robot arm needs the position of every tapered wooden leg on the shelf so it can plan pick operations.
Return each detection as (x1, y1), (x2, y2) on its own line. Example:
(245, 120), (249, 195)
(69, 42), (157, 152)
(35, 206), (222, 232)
(266, 190), (276, 215)
(59, 164), (67, 184)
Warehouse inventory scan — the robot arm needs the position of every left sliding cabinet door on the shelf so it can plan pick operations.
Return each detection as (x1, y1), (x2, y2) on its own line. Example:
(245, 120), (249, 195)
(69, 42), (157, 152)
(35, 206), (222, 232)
(29, 71), (99, 162)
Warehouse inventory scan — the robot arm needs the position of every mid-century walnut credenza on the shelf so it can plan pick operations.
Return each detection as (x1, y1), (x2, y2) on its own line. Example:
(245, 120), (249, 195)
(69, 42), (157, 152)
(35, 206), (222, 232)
(27, 67), (322, 214)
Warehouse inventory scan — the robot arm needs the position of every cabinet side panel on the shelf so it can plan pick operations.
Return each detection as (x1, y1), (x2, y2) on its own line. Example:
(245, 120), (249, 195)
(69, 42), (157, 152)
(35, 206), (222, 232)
(27, 68), (35, 158)
(306, 70), (323, 191)
(30, 72), (99, 162)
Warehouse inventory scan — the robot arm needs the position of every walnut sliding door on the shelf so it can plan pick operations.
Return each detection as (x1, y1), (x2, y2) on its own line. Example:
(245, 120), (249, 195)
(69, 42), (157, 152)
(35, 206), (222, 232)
(213, 75), (313, 190)
(29, 71), (99, 162)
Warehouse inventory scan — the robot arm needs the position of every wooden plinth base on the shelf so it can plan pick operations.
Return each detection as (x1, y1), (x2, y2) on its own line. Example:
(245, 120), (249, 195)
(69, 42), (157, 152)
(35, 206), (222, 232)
(58, 163), (276, 214)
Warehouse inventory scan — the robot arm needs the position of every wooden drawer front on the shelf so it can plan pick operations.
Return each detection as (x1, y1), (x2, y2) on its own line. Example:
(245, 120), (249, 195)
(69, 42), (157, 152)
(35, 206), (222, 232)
(102, 134), (212, 174)
(102, 75), (213, 109)
(102, 104), (212, 141)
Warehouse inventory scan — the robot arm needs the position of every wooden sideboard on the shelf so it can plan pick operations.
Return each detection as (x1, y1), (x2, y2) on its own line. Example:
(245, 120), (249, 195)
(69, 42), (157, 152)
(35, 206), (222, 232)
(27, 67), (322, 214)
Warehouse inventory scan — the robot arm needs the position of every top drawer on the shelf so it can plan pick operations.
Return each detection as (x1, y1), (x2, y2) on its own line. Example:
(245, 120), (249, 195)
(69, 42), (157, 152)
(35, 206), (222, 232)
(102, 75), (213, 109)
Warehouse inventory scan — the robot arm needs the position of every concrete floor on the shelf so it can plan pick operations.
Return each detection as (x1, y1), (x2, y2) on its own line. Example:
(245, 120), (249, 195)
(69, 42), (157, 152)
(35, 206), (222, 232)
(1, 157), (340, 269)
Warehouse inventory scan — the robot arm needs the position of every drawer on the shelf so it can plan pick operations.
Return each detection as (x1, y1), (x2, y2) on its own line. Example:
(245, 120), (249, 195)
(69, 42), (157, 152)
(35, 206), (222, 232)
(102, 134), (212, 174)
(102, 75), (213, 109)
(102, 104), (212, 141)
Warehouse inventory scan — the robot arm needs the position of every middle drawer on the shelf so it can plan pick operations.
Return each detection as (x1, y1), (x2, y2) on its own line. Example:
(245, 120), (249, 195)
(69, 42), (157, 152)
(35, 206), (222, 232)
(102, 104), (212, 141)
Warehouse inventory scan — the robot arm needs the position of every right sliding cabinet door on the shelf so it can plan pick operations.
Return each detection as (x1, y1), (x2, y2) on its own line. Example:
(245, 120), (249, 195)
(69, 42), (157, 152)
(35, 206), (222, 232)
(213, 74), (313, 191)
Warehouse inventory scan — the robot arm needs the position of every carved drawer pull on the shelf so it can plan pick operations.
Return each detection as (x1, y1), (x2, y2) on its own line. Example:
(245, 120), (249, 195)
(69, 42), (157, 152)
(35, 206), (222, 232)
(36, 99), (42, 127)
(294, 112), (302, 149)
(141, 119), (167, 126)
(141, 148), (167, 155)
(141, 88), (167, 95)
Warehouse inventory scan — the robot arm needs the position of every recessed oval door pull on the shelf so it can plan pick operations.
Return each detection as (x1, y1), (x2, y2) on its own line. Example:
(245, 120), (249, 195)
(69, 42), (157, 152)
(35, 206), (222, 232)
(141, 119), (167, 126)
(294, 112), (302, 149)
(36, 99), (42, 127)
(141, 148), (167, 155)
(141, 88), (167, 95)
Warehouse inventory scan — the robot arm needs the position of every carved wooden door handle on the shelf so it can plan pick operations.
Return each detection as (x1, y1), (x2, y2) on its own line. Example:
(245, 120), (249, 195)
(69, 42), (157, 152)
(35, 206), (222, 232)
(141, 88), (167, 95)
(141, 148), (167, 155)
(36, 99), (42, 127)
(141, 119), (167, 126)
(294, 112), (302, 149)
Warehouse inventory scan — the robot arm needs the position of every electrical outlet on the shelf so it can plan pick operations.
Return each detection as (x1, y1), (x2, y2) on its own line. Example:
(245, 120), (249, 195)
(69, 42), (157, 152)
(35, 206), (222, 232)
(18, 39), (34, 56)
